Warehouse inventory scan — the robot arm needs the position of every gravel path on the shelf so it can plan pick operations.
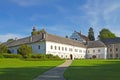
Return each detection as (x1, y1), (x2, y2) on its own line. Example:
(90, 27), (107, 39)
(34, 60), (72, 80)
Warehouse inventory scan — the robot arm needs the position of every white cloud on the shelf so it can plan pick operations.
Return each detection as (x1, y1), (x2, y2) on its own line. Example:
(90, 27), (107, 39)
(79, 0), (120, 37)
(0, 33), (25, 42)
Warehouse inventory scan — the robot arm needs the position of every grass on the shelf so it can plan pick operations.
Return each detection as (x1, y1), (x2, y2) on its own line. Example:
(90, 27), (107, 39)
(64, 60), (120, 80)
(0, 58), (64, 80)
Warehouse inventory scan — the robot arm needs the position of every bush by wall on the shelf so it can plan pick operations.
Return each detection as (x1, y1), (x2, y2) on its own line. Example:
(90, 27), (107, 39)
(17, 44), (32, 58)
(26, 54), (61, 61)
(0, 44), (8, 53)
(0, 53), (61, 60)
(2, 53), (22, 58)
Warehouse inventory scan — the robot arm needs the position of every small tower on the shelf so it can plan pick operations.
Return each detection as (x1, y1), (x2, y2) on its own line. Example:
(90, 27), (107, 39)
(31, 26), (37, 36)
(32, 26), (36, 31)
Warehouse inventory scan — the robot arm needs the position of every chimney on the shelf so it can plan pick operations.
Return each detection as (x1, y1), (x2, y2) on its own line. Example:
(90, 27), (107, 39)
(29, 36), (33, 42)
(42, 33), (46, 39)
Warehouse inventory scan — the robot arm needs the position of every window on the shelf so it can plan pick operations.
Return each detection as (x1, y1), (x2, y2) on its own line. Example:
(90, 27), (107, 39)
(65, 47), (67, 51)
(75, 49), (78, 52)
(110, 49), (112, 52)
(93, 50), (95, 53)
(66, 55), (67, 58)
(79, 50), (82, 53)
(98, 49), (100, 52)
(116, 48), (118, 52)
(55, 46), (57, 50)
(51, 45), (53, 49)
(58, 46), (60, 50)
(38, 45), (40, 49)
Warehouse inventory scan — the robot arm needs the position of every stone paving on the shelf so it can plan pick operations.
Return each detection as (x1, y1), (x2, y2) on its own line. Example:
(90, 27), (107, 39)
(34, 60), (72, 80)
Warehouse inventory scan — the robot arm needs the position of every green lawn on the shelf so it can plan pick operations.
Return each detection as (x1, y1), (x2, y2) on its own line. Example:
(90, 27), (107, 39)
(64, 60), (120, 80)
(0, 59), (64, 80)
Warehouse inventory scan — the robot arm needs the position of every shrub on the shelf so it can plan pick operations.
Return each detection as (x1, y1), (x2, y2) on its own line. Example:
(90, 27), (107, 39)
(31, 54), (42, 58)
(0, 44), (8, 53)
(17, 44), (32, 58)
(2, 53), (22, 58)
(26, 54), (61, 61)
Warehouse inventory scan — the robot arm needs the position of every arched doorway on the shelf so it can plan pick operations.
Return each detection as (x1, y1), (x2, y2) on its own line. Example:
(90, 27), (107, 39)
(70, 54), (73, 60)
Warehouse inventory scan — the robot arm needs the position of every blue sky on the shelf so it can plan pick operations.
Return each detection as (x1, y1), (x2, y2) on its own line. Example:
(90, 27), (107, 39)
(0, 0), (120, 42)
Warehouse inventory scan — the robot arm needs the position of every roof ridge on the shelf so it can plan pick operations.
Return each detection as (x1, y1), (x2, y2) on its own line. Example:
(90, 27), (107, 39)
(46, 33), (84, 44)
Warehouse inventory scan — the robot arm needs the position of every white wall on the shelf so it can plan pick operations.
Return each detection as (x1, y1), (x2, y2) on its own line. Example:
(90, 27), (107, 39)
(46, 41), (86, 59)
(9, 41), (46, 54)
(30, 41), (46, 54)
(87, 47), (107, 59)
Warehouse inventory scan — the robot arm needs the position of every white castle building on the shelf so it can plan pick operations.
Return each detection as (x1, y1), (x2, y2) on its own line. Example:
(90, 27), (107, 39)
(4, 28), (107, 59)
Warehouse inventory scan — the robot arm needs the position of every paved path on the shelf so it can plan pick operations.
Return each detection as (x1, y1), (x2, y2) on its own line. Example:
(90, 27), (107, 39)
(34, 60), (72, 80)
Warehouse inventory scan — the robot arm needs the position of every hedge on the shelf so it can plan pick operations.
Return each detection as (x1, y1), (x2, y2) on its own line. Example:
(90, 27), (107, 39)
(26, 54), (61, 61)
(0, 53), (61, 60)
(2, 53), (22, 58)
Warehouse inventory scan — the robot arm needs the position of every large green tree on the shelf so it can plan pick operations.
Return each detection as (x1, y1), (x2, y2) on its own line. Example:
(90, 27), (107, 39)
(88, 27), (95, 41)
(98, 28), (116, 40)
(17, 44), (32, 58)
(0, 44), (8, 53)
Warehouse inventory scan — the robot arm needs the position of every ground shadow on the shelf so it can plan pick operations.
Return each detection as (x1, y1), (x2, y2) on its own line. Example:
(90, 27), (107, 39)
(64, 60), (120, 80)
(0, 66), (55, 80)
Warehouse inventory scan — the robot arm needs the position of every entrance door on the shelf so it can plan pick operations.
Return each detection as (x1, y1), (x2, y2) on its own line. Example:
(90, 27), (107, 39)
(70, 54), (73, 60)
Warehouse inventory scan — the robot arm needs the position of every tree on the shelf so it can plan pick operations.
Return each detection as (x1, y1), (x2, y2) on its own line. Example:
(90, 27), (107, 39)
(88, 27), (95, 41)
(31, 27), (46, 36)
(38, 28), (46, 34)
(0, 44), (8, 53)
(17, 44), (32, 58)
(7, 38), (14, 42)
(98, 28), (116, 40)
(31, 31), (38, 36)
